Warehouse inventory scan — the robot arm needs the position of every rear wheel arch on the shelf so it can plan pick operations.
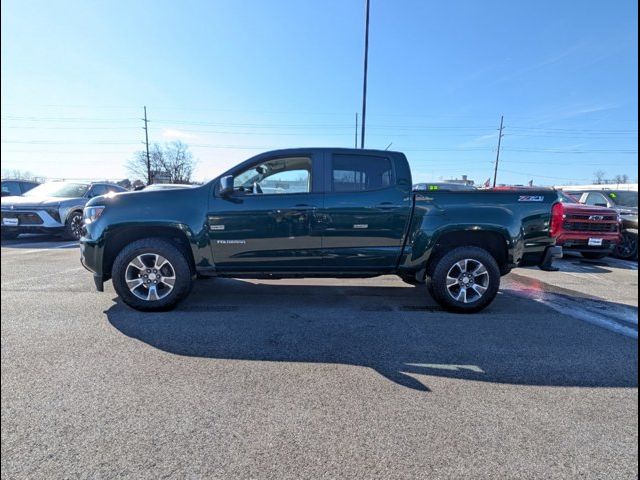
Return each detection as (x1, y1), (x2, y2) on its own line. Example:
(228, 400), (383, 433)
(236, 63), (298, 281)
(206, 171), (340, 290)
(103, 225), (196, 279)
(426, 229), (510, 277)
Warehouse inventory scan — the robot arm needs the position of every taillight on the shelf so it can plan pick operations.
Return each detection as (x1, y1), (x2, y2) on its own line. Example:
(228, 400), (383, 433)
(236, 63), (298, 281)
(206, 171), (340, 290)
(550, 202), (564, 237)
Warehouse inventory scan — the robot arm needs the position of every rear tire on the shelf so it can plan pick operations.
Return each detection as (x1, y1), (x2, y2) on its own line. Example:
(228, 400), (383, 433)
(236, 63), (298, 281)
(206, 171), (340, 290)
(429, 246), (501, 313)
(112, 238), (193, 311)
(581, 252), (609, 260)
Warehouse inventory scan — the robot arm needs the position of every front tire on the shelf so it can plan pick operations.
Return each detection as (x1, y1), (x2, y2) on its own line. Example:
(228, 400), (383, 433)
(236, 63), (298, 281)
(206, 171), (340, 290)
(112, 238), (193, 311)
(64, 211), (84, 240)
(613, 230), (638, 260)
(429, 246), (501, 313)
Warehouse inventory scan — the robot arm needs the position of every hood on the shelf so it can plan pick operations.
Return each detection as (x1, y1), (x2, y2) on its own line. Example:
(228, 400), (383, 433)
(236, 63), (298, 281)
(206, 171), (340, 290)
(614, 205), (638, 215)
(1, 195), (78, 208)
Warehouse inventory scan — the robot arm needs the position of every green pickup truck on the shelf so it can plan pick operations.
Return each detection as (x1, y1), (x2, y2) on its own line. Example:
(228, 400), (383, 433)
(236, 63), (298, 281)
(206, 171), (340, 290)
(80, 148), (562, 313)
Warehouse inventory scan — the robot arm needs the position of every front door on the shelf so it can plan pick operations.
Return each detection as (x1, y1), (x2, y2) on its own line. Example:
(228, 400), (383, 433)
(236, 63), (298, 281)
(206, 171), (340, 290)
(321, 152), (412, 270)
(209, 153), (324, 272)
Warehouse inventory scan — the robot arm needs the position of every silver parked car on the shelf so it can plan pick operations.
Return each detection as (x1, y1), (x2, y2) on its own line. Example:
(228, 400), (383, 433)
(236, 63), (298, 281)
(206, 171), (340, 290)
(0, 181), (126, 240)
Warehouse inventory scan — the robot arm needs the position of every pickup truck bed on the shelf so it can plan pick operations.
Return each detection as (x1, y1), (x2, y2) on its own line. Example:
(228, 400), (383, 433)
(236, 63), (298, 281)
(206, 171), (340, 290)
(80, 148), (562, 313)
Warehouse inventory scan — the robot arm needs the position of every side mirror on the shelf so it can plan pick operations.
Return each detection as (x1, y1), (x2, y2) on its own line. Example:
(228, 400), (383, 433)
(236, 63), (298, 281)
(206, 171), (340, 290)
(595, 203), (608, 208)
(219, 175), (234, 197)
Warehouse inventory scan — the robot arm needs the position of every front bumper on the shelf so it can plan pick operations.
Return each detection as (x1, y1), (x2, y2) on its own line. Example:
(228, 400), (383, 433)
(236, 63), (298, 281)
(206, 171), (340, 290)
(1, 209), (64, 230)
(80, 237), (106, 292)
(557, 239), (618, 253)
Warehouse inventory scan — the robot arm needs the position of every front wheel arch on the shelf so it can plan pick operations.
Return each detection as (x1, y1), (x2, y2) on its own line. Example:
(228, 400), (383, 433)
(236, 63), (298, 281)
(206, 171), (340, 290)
(103, 225), (196, 280)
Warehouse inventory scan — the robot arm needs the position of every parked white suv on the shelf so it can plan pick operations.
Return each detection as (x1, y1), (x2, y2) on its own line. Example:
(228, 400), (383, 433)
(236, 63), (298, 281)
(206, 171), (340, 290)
(1, 181), (126, 240)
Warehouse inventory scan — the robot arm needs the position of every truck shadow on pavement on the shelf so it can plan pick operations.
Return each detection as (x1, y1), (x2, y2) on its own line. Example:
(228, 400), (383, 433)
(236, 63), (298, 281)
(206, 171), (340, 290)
(105, 279), (638, 392)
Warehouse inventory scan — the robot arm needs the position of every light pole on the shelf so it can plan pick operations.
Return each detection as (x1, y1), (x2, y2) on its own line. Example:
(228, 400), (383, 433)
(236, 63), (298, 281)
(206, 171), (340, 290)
(360, 0), (370, 149)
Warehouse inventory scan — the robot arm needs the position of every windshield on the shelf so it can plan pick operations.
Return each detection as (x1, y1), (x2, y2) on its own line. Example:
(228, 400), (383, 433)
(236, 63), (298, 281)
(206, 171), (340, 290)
(23, 182), (89, 198)
(606, 191), (638, 208)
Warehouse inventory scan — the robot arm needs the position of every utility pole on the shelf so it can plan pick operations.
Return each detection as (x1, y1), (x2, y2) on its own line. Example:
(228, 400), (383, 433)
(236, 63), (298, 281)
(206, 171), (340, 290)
(143, 106), (152, 185)
(360, 0), (370, 149)
(492, 115), (504, 188)
(355, 113), (359, 148)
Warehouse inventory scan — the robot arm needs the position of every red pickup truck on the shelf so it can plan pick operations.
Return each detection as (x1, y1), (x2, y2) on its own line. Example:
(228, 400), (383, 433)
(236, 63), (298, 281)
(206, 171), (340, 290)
(553, 192), (621, 259)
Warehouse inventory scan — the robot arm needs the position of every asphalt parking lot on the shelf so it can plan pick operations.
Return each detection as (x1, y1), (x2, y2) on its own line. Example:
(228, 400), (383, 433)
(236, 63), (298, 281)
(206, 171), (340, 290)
(1, 236), (638, 479)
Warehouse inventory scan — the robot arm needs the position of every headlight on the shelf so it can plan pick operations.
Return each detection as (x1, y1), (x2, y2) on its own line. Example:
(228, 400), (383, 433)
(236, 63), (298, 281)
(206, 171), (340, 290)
(83, 206), (105, 224)
(45, 208), (61, 223)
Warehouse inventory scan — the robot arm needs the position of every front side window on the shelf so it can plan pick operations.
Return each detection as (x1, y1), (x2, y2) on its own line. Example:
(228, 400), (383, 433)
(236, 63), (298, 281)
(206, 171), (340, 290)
(233, 156), (311, 195)
(606, 191), (638, 208)
(331, 154), (393, 192)
(88, 185), (108, 197)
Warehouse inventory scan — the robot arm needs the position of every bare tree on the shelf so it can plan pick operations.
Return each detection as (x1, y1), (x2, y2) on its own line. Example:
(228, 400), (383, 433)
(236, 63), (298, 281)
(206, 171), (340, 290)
(593, 170), (607, 184)
(1, 169), (43, 181)
(126, 144), (165, 184)
(161, 141), (196, 184)
(613, 174), (630, 184)
(126, 141), (196, 184)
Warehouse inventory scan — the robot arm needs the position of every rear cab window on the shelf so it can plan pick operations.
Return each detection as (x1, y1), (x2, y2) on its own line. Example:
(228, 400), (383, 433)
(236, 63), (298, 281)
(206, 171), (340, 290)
(331, 154), (394, 192)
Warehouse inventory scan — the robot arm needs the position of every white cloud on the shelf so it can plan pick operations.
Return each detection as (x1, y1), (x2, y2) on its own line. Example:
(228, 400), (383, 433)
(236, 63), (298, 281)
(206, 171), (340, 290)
(161, 128), (200, 140)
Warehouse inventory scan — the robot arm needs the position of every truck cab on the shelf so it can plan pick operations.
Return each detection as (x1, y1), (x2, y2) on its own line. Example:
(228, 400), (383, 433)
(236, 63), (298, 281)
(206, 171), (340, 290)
(208, 148), (412, 272)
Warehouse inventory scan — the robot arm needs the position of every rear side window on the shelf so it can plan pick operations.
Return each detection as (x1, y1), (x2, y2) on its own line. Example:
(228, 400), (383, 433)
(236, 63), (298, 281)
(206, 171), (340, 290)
(331, 154), (394, 192)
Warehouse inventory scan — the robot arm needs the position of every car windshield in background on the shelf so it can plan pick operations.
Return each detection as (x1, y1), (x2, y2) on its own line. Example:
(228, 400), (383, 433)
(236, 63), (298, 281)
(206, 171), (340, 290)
(23, 182), (89, 198)
(144, 184), (194, 191)
(559, 192), (579, 203)
(607, 191), (638, 208)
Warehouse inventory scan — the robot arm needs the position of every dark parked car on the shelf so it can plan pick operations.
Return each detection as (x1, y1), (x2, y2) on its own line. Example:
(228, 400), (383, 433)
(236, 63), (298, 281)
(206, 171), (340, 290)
(566, 190), (638, 260)
(1, 179), (40, 197)
(1, 181), (127, 240)
(80, 148), (563, 313)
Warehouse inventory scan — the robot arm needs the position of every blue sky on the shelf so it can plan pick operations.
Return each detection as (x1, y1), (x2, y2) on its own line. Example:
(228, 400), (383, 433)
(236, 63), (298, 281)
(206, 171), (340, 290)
(1, 0), (638, 185)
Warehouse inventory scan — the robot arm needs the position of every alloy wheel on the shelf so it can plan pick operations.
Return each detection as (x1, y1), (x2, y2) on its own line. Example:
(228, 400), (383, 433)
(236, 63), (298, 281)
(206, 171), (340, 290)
(125, 253), (176, 301)
(445, 259), (490, 304)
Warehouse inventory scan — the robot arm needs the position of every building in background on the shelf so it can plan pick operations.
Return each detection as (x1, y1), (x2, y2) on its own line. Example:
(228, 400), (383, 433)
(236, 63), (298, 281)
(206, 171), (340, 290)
(443, 175), (475, 187)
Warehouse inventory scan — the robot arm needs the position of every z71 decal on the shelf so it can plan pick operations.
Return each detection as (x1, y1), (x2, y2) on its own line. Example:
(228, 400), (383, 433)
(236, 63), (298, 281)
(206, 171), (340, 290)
(518, 195), (544, 202)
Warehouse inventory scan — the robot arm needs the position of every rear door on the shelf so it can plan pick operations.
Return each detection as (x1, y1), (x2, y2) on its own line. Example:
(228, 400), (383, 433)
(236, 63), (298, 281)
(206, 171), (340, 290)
(321, 152), (412, 270)
(209, 152), (324, 272)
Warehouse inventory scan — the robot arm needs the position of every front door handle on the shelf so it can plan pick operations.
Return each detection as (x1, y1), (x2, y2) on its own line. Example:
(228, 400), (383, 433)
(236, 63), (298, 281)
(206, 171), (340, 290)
(272, 205), (318, 215)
